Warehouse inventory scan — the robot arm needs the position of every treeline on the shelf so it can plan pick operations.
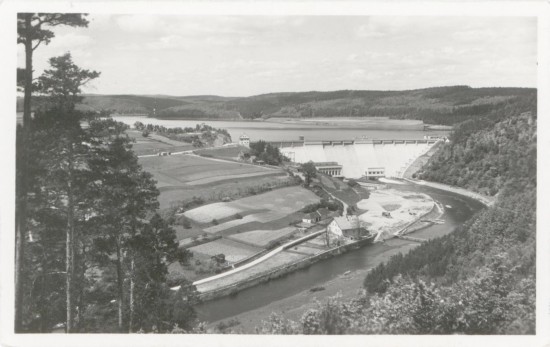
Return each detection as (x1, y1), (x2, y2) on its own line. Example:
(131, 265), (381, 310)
(19, 58), (198, 333)
(134, 121), (231, 147)
(74, 86), (536, 125)
(16, 14), (198, 333)
(223, 86), (536, 125)
(418, 98), (536, 195)
(248, 140), (286, 165)
(254, 255), (534, 334)
(252, 89), (537, 334)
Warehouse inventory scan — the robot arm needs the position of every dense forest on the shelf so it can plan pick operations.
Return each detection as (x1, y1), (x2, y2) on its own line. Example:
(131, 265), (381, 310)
(253, 90), (537, 334)
(16, 14), (199, 333)
(18, 86), (536, 126)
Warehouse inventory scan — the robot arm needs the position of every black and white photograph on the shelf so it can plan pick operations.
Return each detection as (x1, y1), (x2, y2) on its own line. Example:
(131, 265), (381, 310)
(0, 1), (548, 346)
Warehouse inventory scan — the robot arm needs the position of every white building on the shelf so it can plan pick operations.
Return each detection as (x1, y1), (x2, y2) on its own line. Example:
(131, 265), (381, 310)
(327, 216), (369, 240)
(366, 167), (385, 179)
(302, 211), (322, 224)
(239, 134), (250, 147)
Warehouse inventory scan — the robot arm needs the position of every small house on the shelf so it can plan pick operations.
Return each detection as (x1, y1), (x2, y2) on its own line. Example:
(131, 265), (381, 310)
(302, 211), (322, 224)
(328, 216), (369, 240)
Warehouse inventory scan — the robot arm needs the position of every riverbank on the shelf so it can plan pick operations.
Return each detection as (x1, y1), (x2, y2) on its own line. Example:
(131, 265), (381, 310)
(206, 201), (445, 333)
(206, 237), (419, 333)
(404, 178), (495, 207)
(192, 188), (433, 301)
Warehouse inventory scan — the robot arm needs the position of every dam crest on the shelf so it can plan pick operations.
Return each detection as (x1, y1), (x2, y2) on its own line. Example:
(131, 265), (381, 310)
(271, 139), (441, 179)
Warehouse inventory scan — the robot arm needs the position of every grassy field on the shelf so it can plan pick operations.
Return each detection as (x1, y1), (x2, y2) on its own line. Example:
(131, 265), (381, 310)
(127, 130), (193, 155)
(184, 187), (320, 229)
(140, 155), (272, 186)
(194, 145), (247, 160)
(155, 174), (293, 210)
(188, 238), (262, 263)
(227, 227), (297, 247)
(318, 174), (370, 206)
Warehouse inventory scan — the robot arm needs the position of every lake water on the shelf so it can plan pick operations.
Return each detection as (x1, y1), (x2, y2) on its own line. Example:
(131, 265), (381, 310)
(112, 116), (450, 142)
(194, 183), (484, 323)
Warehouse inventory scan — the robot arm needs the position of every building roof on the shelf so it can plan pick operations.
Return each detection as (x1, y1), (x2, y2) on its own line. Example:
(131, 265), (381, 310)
(296, 222), (314, 228)
(239, 134), (249, 139)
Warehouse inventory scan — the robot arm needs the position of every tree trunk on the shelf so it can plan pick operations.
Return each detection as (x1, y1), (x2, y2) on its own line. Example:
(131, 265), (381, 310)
(115, 237), (124, 332)
(65, 144), (75, 333)
(15, 14), (34, 332)
(128, 256), (135, 333)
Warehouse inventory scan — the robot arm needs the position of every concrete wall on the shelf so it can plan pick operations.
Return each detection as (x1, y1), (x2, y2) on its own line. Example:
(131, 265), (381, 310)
(280, 141), (437, 178)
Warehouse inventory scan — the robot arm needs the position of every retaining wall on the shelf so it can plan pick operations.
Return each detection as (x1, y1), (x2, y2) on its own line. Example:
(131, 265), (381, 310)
(197, 236), (375, 302)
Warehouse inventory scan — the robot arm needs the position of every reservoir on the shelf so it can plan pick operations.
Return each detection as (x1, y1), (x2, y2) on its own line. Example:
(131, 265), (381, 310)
(194, 182), (485, 323)
(112, 116), (449, 142)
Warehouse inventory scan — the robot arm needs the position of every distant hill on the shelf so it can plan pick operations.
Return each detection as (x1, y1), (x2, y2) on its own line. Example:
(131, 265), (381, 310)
(17, 86), (536, 125)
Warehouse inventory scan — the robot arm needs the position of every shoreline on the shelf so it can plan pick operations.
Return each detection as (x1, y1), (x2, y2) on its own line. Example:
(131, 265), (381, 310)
(194, 190), (434, 302)
(403, 178), (495, 207)
(114, 115), (443, 132)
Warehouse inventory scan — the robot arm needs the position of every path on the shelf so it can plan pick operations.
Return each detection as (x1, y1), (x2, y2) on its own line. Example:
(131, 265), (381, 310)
(403, 178), (495, 207)
(317, 186), (349, 217)
(171, 230), (325, 291)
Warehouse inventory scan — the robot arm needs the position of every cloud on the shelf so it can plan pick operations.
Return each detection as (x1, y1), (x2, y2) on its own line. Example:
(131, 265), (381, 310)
(48, 33), (93, 49)
(116, 15), (164, 33)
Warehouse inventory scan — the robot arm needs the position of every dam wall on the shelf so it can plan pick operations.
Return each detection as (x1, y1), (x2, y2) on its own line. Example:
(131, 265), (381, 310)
(279, 139), (438, 179)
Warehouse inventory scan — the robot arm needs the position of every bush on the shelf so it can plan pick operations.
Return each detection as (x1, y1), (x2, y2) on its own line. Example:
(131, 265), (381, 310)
(347, 179), (359, 187)
(234, 213), (243, 219)
(142, 130), (150, 137)
(212, 219), (219, 225)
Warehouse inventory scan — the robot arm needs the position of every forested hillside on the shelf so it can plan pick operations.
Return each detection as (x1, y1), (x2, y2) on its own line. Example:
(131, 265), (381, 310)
(254, 91), (537, 335)
(418, 98), (536, 195)
(17, 86), (536, 125)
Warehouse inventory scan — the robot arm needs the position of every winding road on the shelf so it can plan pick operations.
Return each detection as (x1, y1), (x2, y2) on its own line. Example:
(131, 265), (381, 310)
(171, 230), (325, 291)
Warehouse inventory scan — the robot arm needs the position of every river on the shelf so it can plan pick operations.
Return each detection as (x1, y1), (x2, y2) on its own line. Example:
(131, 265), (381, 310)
(114, 116), (465, 323)
(194, 182), (485, 323)
(112, 115), (449, 142)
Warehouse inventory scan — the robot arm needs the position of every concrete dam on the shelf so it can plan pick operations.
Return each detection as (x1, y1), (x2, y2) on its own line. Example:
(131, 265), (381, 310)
(277, 139), (440, 179)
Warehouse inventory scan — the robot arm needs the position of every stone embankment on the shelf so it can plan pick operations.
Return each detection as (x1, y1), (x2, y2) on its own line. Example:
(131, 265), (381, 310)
(197, 236), (375, 302)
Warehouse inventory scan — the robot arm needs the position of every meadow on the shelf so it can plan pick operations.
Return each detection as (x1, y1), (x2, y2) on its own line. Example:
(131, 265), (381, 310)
(184, 187), (320, 229)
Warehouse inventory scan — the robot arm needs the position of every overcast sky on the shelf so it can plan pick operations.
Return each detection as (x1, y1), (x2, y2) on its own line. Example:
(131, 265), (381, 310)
(18, 15), (537, 97)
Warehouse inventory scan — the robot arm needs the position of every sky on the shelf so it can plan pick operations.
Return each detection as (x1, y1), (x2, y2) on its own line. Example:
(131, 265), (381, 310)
(17, 15), (537, 97)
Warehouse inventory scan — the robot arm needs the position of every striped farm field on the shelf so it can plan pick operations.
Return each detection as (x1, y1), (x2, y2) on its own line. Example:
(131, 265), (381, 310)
(228, 227), (297, 247)
(188, 238), (262, 263)
(139, 154), (277, 188)
(183, 186), (320, 227)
